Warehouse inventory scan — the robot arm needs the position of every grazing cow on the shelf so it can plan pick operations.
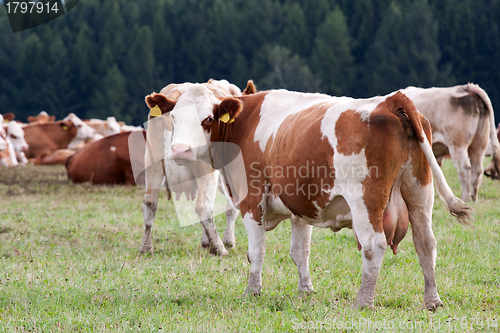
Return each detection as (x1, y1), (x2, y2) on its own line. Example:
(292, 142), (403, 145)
(139, 80), (251, 255)
(84, 117), (122, 137)
(484, 123), (500, 179)
(24, 114), (96, 159)
(66, 131), (146, 185)
(28, 111), (56, 124)
(147, 85), (471, 310)
(401, 84), (500, 201)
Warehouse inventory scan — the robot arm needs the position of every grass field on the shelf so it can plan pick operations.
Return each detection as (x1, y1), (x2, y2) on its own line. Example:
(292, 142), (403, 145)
(0, 160), (499, 332)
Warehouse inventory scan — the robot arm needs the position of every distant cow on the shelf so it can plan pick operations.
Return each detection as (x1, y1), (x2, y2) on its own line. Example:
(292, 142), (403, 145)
(66, 131), (146, 185)
(152, 85), (471, 310)
(24, 114), (96, 159)
(402, 84), (500, 201)
(28, 111), (56, 124)
(84, 117), (122, 137)
(484, 123), (500, 179)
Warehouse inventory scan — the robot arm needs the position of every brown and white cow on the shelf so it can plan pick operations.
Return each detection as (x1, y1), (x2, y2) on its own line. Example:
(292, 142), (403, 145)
(401, 84), (500, 201)
(84, 117), (122, 137)
(139, 80), (250, 256)
(146, 85), (471, 310)
(24, 114), (96, 159)
(66, 131), (146, 185)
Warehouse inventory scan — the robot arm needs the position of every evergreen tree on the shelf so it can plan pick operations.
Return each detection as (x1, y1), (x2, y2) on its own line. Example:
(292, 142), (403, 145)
(310, 6), (353, 96)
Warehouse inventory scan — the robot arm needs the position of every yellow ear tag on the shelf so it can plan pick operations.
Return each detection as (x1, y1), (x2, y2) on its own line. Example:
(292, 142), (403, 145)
(150, 105), (162, 117)
(4, 119), (9, 123)
(227, 118), (235, 124)
(62, 125), (68, 130)
(220, 113), (231, 123)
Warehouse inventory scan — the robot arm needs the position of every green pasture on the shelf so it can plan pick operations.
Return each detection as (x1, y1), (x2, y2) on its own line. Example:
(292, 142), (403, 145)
(0, 160), (498, 332)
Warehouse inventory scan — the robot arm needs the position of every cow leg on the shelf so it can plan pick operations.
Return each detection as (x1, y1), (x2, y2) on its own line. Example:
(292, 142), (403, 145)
(141, 187), (161, 254)
(449, 147), (472, 201)
(468, 149), (485, 202)
(242, 212), (266, 295)
(290, 217), (314, 293)
(405, 183), (443, 310)
(222, 200), (237, 248)
(195, 178), (228, 256)
(348, 199), (387, 309)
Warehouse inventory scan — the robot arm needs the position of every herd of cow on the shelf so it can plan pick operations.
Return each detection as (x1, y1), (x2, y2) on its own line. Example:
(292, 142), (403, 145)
(2, 79), (500, 310)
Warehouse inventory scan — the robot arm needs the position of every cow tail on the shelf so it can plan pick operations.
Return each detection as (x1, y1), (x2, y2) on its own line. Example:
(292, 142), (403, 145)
(387, 92), (472, 225)
(463, 83), (500, 178)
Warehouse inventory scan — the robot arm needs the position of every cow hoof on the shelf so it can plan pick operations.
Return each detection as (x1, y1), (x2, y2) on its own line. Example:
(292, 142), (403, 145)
(424, 299), (443, 312)
(222, 237), (236, 249)
(352, 299), (374, 310)
(298, 287), (315, 295)
(209, 246), (229, 257)
(139, 244), (153, 255)
(201, 240), (210, 249)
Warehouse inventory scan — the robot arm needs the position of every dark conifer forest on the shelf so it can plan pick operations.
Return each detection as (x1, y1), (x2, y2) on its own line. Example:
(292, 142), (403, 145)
(1, 0), (499, 125)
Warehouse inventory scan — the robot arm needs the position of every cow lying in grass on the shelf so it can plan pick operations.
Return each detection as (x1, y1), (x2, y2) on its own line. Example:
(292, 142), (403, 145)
(145, 85), (471, 310)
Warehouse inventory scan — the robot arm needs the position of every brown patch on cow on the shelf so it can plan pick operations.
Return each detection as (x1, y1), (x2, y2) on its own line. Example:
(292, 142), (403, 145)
(145, 93), (176, 114)
(66, 131), (146, 185)
(449, 94), (487, 116)
(335, 110), (370, 156)
(360, 93), (426, 233)
(268, 103), (336, 218)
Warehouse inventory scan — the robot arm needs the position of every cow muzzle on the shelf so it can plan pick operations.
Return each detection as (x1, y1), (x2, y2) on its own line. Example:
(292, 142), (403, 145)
(170, 144), (194, 164)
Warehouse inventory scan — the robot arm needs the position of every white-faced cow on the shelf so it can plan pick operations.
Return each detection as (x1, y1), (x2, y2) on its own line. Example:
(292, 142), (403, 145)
(146, 85), (472, 310)
(140, 80), (252, 255)
(401, 84), (500, 201)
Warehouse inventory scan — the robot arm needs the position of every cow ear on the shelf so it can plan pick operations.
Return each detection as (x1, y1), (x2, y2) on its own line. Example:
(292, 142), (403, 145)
(3, 113), (15, 122)
(243, 80), (256, 95)
(59, 120), (74, 131)
(49, 116), (56, 122)
(145, 93), (176, 115)
(214, 98), (243, 123)
(28, 116), (35, 123)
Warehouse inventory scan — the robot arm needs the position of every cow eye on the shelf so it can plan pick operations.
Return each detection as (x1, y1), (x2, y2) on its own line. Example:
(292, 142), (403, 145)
(203, 117), (214, 125)
(10, 134), (17, 139)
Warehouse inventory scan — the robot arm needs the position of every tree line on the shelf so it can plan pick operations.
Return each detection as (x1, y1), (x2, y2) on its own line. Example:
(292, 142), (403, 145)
(1, 0), (499, 125)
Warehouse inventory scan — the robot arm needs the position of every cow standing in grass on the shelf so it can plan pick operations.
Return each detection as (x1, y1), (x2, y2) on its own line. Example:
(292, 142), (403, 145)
(402, 84), (500, 201)
(145, 85), (471, 310)
(140, 80), (250, 256)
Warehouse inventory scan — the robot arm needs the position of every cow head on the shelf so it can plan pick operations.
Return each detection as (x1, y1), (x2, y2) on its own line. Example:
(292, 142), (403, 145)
(63, 113), (96, 140)
(6, 121), (29, 153)
(145, 85), (242, 166)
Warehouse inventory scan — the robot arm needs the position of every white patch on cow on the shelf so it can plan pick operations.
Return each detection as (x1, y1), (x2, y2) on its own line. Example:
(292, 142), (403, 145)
(110, 146), (116, 152)
(170, 85), (220, 164)
(254, 90), (334, 152)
